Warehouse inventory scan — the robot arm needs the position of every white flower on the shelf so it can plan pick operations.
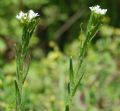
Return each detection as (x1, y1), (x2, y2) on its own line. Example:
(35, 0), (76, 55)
(16, 11), (26, 20)
(28, 10), (39, 20)
(16, 10), (39, 22)
(89, 5), (107, 15)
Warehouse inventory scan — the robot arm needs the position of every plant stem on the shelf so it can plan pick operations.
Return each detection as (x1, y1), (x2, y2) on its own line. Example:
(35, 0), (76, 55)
(65, 6), (106, 111)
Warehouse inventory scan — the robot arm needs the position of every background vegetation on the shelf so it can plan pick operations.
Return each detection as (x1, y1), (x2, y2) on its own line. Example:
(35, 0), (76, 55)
(0, 0), (120, 111)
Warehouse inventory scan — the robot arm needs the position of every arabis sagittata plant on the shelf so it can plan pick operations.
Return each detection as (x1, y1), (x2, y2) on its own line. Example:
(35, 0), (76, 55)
(65, 5), (107, 111)
(15, 10), (39, 111)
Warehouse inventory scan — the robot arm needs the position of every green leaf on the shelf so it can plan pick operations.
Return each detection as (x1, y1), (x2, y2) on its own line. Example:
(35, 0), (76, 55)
(68, 83), (70, 94)
(14, 80), (21, 103)
(69, 57), (74, 85)
(22, 54), (31, 84)
(72, 72), (84, 96)
(65, 105), (69, 111)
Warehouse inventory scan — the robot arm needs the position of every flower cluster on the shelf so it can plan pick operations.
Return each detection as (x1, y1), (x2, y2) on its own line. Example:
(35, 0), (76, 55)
(89, 5), (107, 15)
(16, 10), (39, 22)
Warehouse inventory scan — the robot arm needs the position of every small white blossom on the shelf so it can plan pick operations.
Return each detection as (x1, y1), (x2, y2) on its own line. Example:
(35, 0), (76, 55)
(89, 5), (107, 15)
(16, 11), (26, 20)
(16, 10), (39, 22)
(28, 10), (39, 20)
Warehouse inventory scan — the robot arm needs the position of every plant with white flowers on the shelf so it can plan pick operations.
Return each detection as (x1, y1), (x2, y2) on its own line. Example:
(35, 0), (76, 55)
(15, 10), (39, 111)
(14, 5), (107, 111)
(16, 10), (39, 22)
(65, 5), (107, 111)
(89, 5), (107, 15)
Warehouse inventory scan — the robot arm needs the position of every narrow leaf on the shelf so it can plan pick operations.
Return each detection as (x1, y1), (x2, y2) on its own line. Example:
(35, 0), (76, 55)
(14, 80), (21, 103)
(68, 83), (70, 94)
(69, 57), (74, 84)
(72, 72), (85, 96)
(22, 54), (31, 84)
(65, 105), (69, 111)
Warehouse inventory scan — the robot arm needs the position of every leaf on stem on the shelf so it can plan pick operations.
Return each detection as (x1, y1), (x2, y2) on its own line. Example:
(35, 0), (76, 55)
(22, 54), (31, 84)
(72, 71), (85, 97)
(15, 80), (22, 103)
(65, 105), (69, 111)
(68, 83), (70, 94)
(69, 57), (74, 85)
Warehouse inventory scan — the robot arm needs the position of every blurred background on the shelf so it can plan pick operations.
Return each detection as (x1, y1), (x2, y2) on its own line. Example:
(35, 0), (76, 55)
(0, 0), (120, 111)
